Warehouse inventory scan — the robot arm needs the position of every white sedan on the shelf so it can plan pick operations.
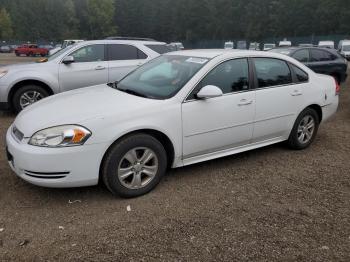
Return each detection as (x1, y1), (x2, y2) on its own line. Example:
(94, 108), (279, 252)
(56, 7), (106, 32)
(6, 50), (339, 198)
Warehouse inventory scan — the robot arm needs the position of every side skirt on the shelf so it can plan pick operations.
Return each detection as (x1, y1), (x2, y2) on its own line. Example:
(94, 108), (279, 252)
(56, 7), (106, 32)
(181, 136), (286, 167)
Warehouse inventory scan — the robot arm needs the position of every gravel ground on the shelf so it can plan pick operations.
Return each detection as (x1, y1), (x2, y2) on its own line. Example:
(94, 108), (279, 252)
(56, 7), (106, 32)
(0, 54), (349, 261)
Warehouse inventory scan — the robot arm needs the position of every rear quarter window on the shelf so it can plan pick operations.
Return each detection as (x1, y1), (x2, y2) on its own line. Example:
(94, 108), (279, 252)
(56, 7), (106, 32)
(145, 44), (171, 54)
(291, 64), (309, 83)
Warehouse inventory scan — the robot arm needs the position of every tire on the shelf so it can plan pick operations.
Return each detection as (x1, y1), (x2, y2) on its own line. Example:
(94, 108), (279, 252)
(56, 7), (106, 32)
(102, 134), (167, 198)
(15, 52), (19, 57)
(287, 108), (320, 150)
(12, 85), (49, 113)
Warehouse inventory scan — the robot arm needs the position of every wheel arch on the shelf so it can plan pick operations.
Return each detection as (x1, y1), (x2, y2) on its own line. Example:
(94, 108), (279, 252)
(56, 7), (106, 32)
(99, 129), (176, 180)
(8, 79), (54, 109)
(307, 104), (323, 123)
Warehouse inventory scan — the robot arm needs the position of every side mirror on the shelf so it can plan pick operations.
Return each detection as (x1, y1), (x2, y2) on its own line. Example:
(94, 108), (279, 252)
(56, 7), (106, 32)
(196, 85), (223, 99)
(62, 56), (75, 64)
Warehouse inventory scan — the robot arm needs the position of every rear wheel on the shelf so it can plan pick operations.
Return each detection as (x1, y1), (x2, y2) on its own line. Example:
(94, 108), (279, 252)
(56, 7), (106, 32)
(12, 85), (49, 112)
(287, 108), (320, 150)
(102, 134), (167, 198)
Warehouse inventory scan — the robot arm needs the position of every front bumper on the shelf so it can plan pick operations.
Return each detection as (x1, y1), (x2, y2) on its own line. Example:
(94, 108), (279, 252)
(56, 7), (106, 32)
(6, 126), (107, 188)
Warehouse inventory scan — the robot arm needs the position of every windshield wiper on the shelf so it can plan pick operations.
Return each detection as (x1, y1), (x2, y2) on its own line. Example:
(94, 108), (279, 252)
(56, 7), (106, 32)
(117, 88), (148, 98)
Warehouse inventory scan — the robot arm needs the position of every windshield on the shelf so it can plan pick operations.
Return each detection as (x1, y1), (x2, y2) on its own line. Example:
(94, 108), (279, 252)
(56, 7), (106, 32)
(116, 55), (209, 99)
(342, 45), (350, 51)
(225, 43), (233, 48)
(48, 45), (74, 61)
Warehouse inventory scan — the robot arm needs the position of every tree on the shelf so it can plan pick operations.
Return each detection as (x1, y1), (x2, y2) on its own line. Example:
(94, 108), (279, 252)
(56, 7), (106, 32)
(0, 8), (13, 39)
(86, 0), (117, 39)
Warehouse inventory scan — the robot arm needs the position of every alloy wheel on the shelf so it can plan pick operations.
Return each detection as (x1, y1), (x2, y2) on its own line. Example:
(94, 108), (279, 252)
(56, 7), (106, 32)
(297, 115), (315, 144)
(19, 91), (44, 109)
(117, 147), (159, 190)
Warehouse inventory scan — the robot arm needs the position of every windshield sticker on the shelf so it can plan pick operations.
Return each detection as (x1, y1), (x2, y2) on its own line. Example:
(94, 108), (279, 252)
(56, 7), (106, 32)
(186, 57), (208, 64)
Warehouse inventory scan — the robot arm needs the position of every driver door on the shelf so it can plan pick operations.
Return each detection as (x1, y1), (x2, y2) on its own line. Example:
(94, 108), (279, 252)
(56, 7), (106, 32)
(58, 44), (108, 92)
(182, 58), (255, 160)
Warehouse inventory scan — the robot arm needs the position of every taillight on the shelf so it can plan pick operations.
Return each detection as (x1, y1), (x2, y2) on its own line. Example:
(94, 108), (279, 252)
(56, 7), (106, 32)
(335, 78), (340, 96)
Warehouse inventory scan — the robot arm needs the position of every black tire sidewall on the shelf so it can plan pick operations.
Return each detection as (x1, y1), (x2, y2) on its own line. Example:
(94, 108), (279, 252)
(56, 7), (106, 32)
(103, 134), (167, 198)
(288, 108), (320, 150)
(12, 85), (49, 113)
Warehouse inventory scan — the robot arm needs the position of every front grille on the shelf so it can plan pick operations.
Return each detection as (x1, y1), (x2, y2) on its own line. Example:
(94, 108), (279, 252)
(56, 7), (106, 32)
(24, 170), (69, 179)
(12, 126), (24, 142)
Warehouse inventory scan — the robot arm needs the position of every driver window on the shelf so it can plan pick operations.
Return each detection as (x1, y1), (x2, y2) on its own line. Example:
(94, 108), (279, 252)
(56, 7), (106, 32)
(69, 44), (105, 63)
(188, 58), (249, 100)
(201, 58), (249, 94)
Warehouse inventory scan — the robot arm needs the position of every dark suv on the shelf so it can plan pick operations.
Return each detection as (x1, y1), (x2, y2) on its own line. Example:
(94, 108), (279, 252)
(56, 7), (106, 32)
(269, 47), (348, 84)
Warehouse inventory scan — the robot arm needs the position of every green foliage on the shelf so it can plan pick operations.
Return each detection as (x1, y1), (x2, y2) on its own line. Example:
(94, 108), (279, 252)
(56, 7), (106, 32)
(0, 8), (13, 39)
(0, 0), (349, 41)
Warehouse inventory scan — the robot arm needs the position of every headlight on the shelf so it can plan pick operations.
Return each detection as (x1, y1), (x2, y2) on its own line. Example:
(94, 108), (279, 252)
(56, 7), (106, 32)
(29, 125), (92, 147)
(0, 68), (8, 78)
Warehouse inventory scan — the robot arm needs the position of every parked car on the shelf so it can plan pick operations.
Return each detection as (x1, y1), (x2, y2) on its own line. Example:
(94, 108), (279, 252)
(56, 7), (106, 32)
(279, 40), (292, 47)
(338, 40), (350, 60)
(249, 42), (260, 50)
(6, 50), (339, 198)
(337, 40), (350, 51)
(318, 41), (335, 49)
(236, 41), (247, 49)
(169, 42), (185, 51)
(0, 45), (11, 53)
(263, 43), (276, 51)
(14, 44), (49, 57)
(224, 41), (234, 49)
(269, 47), (348, 84)
(39, 44), (54, 50)
(299, 44), (313, 47)
(9, 45), (18, 52)
(49, 40), (84, 56)
(0, 39), (169, 112)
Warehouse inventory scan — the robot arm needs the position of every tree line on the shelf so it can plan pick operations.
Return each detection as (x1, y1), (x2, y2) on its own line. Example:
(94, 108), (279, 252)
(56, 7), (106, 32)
(0, 0), (349, 43)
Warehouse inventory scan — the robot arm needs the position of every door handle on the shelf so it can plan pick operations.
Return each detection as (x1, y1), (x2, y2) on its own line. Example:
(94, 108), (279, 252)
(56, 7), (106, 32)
(291, 90), (303, 96)
(95, 65), (106, 70)
(238, 99), (253, 106)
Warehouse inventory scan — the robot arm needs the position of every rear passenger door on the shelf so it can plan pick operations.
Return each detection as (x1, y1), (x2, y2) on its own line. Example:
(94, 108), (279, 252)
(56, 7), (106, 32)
(252, 58), (305, 143)
(308, 49), (336, 74)
(107, 44), (148, 82)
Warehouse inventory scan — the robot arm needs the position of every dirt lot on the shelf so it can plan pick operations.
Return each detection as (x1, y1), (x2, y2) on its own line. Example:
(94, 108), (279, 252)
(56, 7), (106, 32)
(0, 53), (349, 261)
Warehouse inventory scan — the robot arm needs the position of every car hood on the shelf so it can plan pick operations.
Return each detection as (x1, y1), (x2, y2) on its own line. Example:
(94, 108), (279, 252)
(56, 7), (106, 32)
(1, 61), (51, 70)
(14, 84), (162, 137)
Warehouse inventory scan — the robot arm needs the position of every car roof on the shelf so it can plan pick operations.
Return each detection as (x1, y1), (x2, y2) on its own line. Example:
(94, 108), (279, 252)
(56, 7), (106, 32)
(73, 39), (167, 46)
(168, 49), (298, 60)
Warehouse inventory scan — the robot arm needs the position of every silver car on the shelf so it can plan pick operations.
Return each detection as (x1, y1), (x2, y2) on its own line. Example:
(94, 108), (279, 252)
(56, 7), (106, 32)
(0, 39), (169, 112)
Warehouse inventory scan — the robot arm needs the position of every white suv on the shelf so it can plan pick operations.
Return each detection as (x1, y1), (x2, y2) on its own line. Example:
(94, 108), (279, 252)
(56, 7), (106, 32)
(0, 39), (168, 112)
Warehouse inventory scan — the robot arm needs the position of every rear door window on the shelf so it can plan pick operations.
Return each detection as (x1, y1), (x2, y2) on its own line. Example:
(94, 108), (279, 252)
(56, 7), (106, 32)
(310, 49), (336, 62)
(291, 64), (309, 83)
(107, 44), (148, 60)
(253, 58), (292, 88)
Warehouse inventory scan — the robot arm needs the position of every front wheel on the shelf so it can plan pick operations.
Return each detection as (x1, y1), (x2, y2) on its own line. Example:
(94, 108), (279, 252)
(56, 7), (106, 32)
(102, 134), (167, 198)
(12, 85), (49, 113)
(287, 108), (320, 150)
